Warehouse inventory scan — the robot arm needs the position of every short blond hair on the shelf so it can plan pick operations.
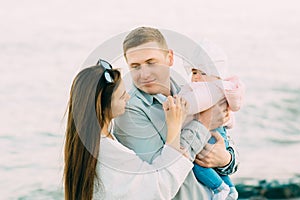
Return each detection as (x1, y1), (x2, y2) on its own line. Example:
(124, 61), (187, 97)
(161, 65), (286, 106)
(123, 27), (168, 56)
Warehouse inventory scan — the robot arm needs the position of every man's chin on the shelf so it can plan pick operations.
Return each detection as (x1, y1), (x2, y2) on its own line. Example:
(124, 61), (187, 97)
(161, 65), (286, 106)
(139, 87), (159, 95)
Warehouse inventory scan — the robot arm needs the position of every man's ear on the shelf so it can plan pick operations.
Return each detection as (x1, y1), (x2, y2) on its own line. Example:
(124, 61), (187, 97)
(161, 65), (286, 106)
(167, 49), (174, 67)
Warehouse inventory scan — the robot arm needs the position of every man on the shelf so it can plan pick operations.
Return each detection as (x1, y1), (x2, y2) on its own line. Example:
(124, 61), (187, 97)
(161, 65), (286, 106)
(114, 27), (238, 199)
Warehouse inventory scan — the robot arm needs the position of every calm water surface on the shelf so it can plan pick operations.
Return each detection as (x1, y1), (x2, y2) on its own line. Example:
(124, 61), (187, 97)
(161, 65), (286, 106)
(1, 0), (299, 199)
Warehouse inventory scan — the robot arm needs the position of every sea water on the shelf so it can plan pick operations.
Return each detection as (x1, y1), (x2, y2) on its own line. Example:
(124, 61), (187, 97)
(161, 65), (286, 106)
(1, 0), (300, 199)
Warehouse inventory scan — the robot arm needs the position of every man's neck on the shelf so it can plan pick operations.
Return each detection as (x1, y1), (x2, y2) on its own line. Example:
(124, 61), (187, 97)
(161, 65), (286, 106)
(161, 89), (171, 96)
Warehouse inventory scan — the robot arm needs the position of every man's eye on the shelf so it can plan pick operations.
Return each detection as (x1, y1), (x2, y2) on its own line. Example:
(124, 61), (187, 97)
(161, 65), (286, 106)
(131, 65), (140, 70)
(201, 72), (207, 75)
(192, 72), (197, 75)
(147, 61), (156, 65)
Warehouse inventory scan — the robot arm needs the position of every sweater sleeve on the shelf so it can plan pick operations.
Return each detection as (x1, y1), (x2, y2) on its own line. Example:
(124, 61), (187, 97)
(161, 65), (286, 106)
(98, 138), (194, 200)
(179, 81), (225, 115)
(180, 120), (211, 160)
(223, 76), (246, 112)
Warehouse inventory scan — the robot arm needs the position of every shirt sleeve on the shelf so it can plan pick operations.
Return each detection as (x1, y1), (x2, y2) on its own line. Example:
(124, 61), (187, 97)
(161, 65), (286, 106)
(149, 146), (194, 199)
(180, 120), (240, 176)
(180, 120), (211, 161)
(179, 81), (225, 115)
(215, 134), (240, 175)
(99, 138), (194, 200)
(223, 76), (246, 112)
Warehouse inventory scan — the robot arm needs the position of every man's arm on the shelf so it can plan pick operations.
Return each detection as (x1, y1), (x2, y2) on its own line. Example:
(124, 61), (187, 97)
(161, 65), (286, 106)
(215, 133), (239, 175)
(194, 99), (239, 175)
(195, 131), (239, 175)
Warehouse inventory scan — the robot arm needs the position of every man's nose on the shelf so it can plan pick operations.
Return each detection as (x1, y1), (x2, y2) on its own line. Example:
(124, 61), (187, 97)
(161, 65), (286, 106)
(140, 65), (151, 79)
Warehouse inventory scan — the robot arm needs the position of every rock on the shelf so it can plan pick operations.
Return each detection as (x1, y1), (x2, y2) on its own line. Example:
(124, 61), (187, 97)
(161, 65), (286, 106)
(235, 178), (300, 199)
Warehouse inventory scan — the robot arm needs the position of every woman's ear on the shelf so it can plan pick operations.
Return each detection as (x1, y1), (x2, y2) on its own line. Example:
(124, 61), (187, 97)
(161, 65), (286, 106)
(167, 49), (174, 67)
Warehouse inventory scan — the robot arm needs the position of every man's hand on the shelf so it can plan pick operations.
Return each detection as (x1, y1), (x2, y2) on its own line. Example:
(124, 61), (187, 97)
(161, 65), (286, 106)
(194, 131), (231, 168)
(195, 98), (230, 130)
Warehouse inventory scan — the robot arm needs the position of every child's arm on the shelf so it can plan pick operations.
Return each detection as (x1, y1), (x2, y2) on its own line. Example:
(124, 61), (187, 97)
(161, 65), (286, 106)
(222, 76), (245, 112)
(179, 80), (225, 115)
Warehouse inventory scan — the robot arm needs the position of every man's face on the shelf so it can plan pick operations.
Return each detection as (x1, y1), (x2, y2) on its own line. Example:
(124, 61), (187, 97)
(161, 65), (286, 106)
(125, 42), (173, 96)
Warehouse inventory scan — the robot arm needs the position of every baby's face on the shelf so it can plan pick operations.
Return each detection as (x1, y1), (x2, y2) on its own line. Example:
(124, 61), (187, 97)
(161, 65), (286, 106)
(191, 69), (206, 82)
(191, 69), (220, 82)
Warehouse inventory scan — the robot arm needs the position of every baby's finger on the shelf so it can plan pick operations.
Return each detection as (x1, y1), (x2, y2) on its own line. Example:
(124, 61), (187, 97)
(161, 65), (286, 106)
(167, 96), (175, 108)
(175, 96), (181, 108)
(181, 98), (187, 108)
(162, 101), (169, 111)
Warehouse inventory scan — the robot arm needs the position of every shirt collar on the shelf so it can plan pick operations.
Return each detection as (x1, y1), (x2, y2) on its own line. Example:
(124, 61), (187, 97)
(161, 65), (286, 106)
(170, 77), (180, 95)
(133, 89), (164, 106)
(131, 78), (181, 106)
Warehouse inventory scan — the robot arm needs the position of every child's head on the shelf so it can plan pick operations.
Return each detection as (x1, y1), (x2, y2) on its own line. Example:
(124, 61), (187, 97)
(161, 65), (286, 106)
(191, 68), (221, 82)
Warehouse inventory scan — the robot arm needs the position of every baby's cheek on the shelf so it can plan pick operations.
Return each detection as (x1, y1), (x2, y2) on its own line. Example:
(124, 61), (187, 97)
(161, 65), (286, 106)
(191, 76), (198, 82)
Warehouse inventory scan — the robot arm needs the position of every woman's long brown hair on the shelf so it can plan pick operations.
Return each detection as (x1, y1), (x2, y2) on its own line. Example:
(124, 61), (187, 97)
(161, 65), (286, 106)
(64, 65), (121, 200)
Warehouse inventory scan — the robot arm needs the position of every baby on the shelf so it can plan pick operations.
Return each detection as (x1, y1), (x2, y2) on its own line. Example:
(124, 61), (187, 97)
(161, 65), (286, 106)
(179, 68), (245, 200)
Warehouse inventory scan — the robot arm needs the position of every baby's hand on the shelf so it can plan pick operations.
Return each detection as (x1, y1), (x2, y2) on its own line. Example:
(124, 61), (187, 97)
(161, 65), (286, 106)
(194, 98), (230, 130)
(163, 96), (189, 145)
(163, 96), (188, 124)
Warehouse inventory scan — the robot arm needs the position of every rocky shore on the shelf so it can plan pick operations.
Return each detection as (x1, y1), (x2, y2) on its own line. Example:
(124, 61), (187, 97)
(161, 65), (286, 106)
(235, 177), (300, 199)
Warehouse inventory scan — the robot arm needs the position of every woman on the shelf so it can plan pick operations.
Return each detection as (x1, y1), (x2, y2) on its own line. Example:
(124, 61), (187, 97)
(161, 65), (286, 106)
(63, 59), (192, 200)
